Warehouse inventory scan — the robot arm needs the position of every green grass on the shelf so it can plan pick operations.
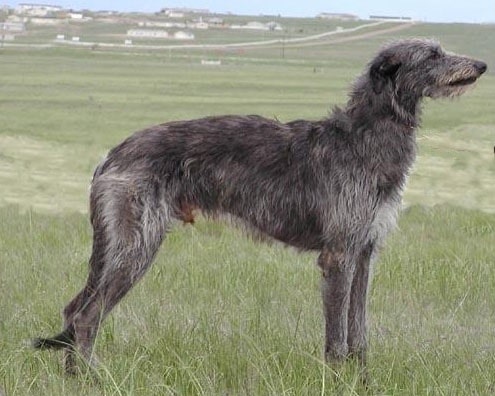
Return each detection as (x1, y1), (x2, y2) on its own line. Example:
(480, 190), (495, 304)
(1, 16), (495, 395)
(1, 206), (494, 395)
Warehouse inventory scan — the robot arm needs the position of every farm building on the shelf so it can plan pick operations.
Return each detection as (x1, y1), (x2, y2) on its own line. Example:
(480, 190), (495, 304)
(16, 3), (62, 16)
(231, 21), (283, 31)
(127, 29), (169, 38)
(126, 29), (195, 40)
(244, 21), (267, 30)
(0, 22), (25, 32)
(29, 17), (66, 25)
(138, 21), (186, 28)
(174, 31), (194, 40)
(160, 7), (209, 15)
(208, 17), (224, 26)
(317, 12), (359, 21)
(369, 15), (413, 21)
(266, 21), (283, 31)
(191, 21), (208, 29)
(167, 12), (184, 18)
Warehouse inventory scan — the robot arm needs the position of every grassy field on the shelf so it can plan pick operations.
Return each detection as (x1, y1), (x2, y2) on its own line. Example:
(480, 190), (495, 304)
(1, 15), (495, 395)
(1, 206), (495, 395)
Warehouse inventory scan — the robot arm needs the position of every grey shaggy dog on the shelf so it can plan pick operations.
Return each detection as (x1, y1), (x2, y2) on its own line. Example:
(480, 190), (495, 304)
(34, 39), (486, 373)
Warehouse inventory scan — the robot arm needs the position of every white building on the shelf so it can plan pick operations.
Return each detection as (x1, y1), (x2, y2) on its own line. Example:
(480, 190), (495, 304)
(167, 11), (184, 18)
(192, 22), (208, 29)
(16, 3), (62, 16)
(138, 21), (186, 28)
(30, 17), (65, 25)
(161, 7), (209, 15)
(244, 21), (267, 30)
(317, 12), (359, 21)
(231, 21), (283, 31)
(127, 29), (169, 38)
(266, 21), (283, 31)
(174, 31), (194, 40)
(0, 22), (25, 32)
(208, 17), (223, 26)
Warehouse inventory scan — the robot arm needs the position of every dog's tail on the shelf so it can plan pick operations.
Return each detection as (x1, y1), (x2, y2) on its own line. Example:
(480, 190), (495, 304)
(33, 328), (74, 350)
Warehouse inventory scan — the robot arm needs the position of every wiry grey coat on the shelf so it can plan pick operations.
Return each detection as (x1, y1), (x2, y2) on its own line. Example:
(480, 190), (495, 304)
(34, 38), (487, 372)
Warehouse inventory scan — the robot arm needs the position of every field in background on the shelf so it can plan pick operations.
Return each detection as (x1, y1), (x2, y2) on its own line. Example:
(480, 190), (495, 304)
(1, 20), (494, 213)
(1, 15), (495, 395)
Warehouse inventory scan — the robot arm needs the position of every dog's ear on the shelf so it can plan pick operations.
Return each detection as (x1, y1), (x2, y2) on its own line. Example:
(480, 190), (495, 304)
(370, 55), (401, 94)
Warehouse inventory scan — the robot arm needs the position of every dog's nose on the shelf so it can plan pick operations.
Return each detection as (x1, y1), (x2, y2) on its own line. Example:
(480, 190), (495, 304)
(475, 61), (487, 74)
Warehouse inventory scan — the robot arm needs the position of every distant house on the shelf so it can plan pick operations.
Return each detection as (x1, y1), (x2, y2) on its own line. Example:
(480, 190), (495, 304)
(317, 12), (359, 21)
(30, 17), (65, 25)
(266, 21), (283, 31)
(0, 22), (25, 32)
(16, 3), (63, 16)
(139, 21), (183, 28)
(7, 15), (28, 23)
(160, 7), (209, 15)
(167, 11), (184, 18)
(231, 21), (283, 31)
(127, 29), (169, 38)
(245, 21), (267, 30)
(98, 10), (118, 16)
(174, 31), (194, 40)
(201, 59), (221, 65)
(208, 17), (224, 26)
(369, 15), (412, 21)
(192, 21), (209, 29)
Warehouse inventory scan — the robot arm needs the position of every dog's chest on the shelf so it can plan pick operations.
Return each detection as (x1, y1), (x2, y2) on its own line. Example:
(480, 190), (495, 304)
(368, 193), (402, 244)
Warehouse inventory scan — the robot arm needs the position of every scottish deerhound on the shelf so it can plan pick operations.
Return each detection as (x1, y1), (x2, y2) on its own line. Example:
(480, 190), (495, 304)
(34, 39), (486, 372)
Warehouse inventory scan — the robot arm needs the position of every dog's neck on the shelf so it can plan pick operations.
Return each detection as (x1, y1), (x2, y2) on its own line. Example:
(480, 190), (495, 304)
(346, 79), (422, 130)
(390, 88), (423, 129)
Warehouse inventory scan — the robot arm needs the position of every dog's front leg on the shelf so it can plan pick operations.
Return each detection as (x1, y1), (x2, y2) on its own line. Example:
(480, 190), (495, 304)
(347, 242), (374, 365)
(318, 246), (355, 363)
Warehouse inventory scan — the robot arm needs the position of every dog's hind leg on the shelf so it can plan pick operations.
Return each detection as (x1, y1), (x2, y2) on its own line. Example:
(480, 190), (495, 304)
(70, 185), (169, 370)
(318, 244), (356, 363)
(67, 180), (170, 372)
(33, 204), (112, 373)
(59, 222), (110, 373)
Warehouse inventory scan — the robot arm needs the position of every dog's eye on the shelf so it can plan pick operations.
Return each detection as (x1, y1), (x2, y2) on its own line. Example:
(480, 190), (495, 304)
(430, 50), (442, 60)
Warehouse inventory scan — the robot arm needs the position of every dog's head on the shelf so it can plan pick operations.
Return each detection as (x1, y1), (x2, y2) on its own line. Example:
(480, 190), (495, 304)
(369, 39), (487, 98)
